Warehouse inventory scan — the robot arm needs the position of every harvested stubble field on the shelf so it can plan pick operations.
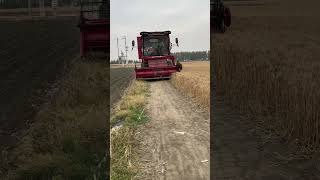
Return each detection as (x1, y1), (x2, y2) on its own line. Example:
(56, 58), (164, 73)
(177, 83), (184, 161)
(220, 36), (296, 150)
(1, 59), (109, 179)
(213, 0), (320, 156)
(171, 61), (210, 110)
(110, 65), (134, 107)
(0, 17), (110, 179)
(0, 17), (79, 150)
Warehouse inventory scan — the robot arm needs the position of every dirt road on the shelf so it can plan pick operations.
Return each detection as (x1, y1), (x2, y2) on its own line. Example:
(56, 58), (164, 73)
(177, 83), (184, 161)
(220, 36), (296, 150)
(136, 80), (210, 180)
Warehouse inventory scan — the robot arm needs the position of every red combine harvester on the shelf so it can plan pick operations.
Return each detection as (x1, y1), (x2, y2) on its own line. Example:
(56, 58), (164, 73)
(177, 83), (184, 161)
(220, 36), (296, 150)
(131, 31), (182, 80)
(78, 0), (109, 57)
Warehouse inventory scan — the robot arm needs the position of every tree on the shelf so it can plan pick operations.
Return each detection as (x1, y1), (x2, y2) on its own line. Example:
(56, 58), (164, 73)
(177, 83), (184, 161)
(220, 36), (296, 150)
(172, 51), (209, 61)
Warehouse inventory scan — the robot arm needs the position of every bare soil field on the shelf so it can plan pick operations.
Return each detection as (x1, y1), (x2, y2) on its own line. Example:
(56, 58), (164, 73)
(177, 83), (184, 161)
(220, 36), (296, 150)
(212, 0), (320, 179)
(0, 17), (79, 150)
(110, 66), (134, 107)
(136, 81), (210, 179)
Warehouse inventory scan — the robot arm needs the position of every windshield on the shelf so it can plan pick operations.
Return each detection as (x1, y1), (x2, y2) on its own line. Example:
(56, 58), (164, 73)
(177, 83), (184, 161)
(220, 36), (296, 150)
(143, 35), (170, 56)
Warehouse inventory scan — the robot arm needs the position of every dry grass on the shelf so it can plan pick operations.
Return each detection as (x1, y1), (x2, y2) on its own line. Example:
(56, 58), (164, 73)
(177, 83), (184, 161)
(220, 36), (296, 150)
(171, 61), (210, 110)
(213, 0), (320, 153)
(2, 59), (109, 179)
(110, 80), (149, 180)
(110, 64), (135, 69)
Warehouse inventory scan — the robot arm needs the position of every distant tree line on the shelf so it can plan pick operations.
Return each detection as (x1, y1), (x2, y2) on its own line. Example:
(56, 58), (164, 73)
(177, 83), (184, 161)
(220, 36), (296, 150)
(0, 0), (29, 8)
(110, 59), (138, 64)
(0, 0), (80, 9)
(110, 50), (210, 64)
(172, 51), (209, 61)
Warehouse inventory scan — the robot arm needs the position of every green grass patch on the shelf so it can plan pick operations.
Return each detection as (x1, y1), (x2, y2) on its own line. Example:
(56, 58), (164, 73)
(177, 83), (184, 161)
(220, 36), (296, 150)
(124, 107), (148, 127)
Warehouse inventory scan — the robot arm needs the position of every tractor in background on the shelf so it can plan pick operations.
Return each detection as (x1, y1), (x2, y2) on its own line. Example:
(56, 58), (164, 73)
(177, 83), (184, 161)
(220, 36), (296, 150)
(211, 0), (231, 33)
(131, 31), (182, 80)
(78, 0), (109, 58)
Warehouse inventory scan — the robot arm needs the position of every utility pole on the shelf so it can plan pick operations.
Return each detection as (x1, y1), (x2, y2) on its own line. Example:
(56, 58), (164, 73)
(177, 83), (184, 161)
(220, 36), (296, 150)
(28, 0), (31, 17)
(121, 51), (124, 66)
(124, 38), (127, 60)
(117, 37), (119, 62)
(39, 0), (45, 17)
(52, 0), (57, 16)
(121, 36), (128, 64)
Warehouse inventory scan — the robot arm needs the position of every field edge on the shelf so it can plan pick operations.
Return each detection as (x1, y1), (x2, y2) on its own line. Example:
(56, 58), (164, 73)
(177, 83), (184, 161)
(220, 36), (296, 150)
(110, 80), (149, 180)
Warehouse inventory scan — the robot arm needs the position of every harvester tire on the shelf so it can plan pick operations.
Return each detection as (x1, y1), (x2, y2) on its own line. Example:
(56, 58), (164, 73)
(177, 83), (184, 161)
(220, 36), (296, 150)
(220, 19), (226, 33)
(224, 7), (231, 27)
(177, 62), (182, 71)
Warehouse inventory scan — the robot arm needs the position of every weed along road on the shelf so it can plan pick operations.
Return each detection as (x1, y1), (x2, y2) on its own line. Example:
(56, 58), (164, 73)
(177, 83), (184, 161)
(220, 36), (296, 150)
(136, 80), (210, 180)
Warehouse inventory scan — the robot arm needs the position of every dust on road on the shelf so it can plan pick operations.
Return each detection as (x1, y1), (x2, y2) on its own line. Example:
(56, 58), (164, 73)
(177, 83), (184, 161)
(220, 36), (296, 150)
(136, 80), (210, 180)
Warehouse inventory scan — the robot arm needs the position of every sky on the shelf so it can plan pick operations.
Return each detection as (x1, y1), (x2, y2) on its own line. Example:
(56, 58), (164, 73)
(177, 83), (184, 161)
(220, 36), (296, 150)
(110, 0), (210, 61)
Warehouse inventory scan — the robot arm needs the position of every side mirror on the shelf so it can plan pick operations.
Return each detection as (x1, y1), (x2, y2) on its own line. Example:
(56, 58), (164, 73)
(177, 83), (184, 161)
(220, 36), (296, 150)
(132, 40), (135, 50)
(175, 38), (179, 47)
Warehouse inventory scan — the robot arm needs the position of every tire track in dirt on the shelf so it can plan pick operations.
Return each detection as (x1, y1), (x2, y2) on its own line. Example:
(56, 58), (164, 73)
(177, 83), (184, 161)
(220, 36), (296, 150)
(136, 80), (210, 180)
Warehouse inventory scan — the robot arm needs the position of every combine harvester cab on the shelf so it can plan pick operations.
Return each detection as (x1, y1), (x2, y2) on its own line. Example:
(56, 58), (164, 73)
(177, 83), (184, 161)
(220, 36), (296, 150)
(132, 31), (182, 80)
(78, 0), (109, 58)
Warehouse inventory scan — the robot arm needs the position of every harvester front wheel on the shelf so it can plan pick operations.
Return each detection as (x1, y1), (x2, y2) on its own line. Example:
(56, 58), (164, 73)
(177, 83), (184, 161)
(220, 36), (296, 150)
(176, 62), (182, 71)
(224, 7), (231, 27)
(220, 19), (226, 33)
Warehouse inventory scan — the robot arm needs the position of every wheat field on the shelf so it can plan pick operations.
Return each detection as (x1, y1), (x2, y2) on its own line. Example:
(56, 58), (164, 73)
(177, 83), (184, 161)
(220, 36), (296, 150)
(212, 0), (320, 152)
(171, 61), (210, 110)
